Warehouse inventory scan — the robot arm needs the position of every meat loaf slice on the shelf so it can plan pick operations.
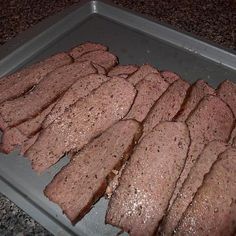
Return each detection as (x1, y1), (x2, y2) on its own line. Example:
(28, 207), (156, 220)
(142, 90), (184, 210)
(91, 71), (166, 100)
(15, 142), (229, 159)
(44, 120), (142, 223)
(175, 80), (215, 122)
(42, 74), (110, 128)
(75, 50), (118, 71)
(217, 80), (236, 117)
(106, 121), (190, 236)
(25, 78), (136, 173)
(0, 61), (97, 129)
(20, 133), (39, 155)
(125, 73), (169, 122)
(142, 79), (190, 138)
(108, 65), (139, 78)
(161, 140), (228, 235)
(0, 52), (72, 104)
(127, 64), (159, 85)
(69, 42), (107, 59)
(0, 102), (56, 154)
(92, 63), (106, 75)
(175, 147), (236, 236)
(160, 71), (180, 84)
(169, 95), (234, 210)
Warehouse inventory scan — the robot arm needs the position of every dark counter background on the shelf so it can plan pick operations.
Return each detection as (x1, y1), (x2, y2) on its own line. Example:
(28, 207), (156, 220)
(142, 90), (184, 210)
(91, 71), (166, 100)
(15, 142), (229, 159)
(0, 0), (236, 235)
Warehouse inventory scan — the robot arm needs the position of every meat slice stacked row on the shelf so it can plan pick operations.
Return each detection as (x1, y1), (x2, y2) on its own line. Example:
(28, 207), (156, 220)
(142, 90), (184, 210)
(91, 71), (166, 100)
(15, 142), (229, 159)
(161, 140), (229, 235)
(25, 78), (136, 173)
(175, 147), (236, 236)
(0, 52), (73, 104)
(1, 42), (236, 235)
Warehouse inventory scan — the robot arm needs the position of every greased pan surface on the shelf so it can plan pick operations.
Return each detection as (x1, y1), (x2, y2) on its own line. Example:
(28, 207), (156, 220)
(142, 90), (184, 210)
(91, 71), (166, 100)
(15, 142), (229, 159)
(0, 1), (236, 235)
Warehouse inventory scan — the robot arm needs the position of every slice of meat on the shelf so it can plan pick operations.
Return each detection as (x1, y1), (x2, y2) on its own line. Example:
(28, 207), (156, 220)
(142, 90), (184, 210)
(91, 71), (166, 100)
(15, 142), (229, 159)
(69, 42), (107, 59)
(25, 78), (136, 173)
(229, 124), (236, 145)
(108, 65), (139, 78)
(175, 147), (236, 236)
(75, 50), (118, 71)
(142, 79), (190, 138)
(161, 140), (228, 235)
(0, 61), (97, 129)
(127, 64), (159, 85)
(106, 121), (190, 236)
(0, 52), (72, 104)
(125, 73), (169, 122)
(217, 80), (236, 117)
(44, 120), (142, 223)
(175, 80), (215, 122)
(169, 95), (234, 210)
(0, 102), (56, 154)
(160, 71), (180, 84)
(42, 74), (110, 128)
(20, 133), (39, 155)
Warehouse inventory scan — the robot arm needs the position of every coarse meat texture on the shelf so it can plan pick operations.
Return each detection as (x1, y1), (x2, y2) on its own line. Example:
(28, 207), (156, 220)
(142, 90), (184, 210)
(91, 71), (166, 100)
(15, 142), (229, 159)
(0, 61), (97, 129)
(127, 64), (159, 85)
(169, 95), (235, 210)
(217, 80), (236, 117)
(175, 147), (236, 236)
(141, 79), (190, 138)
(42, 74), (110, 128)
(25, 78), (136, 173)
(125, 73), (169, 122)
(0, 102), (56, 154)
(106, 121), (190, 236)
(161, 140), (228, 236)
(160, 71), (180, 84)
(0, 52), (72, 105)
(69, 42), (107, 59)
(75, 50), (118, 71)
(174, 80), (215, 122)
(20, 133), (39, 155)
(108, 65), (139, 78)
(230, 125), (236, 147)
(44, 120), (142, 224)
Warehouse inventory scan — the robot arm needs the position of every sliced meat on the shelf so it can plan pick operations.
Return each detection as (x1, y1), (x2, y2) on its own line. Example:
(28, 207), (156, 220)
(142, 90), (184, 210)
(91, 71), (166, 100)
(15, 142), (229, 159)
(0, 61), (97, 129)
(108, 65), (139, 78)
(44, 120), (142, 223)
(161, 140), (228, 235)
(0, 52), (72, 104)
(175, 80), (215, 122)
(125, 73), (169, 122)
(69, 42), (107, 59)
(20, 133), (39, 155)
(142, 79), (190, 138)
(106, 121), (190, 236)
(42, 74), (110, 128)
(217, 80), (236, 117)
(127, 64), (159, 85)
(0, 102), (56, 154)
(75, 50), (118, 71)
(175, 147), (236, 236)
(160, 71), (180, 84)
(25, 78), (136, 173)
(169, 95), (234, 210)
(229, 124), (236, 146)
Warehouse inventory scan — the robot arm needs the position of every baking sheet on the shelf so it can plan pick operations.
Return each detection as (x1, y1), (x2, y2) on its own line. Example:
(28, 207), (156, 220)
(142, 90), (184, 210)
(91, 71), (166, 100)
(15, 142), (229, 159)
(0, 1), (236, 235)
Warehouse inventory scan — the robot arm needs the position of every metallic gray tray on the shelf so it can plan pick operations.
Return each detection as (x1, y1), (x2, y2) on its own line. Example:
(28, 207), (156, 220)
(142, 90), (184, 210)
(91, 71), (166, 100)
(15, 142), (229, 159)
(0, 1), (236, 235)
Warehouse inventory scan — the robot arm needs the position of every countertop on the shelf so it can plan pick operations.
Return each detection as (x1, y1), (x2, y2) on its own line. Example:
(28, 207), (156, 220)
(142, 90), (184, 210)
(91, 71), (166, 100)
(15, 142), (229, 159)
(0, 0), (236, 235)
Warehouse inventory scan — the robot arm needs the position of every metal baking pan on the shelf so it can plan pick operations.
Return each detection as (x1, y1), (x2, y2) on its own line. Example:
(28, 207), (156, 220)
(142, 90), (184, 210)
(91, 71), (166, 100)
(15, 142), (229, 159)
(0, 1), (235, 235)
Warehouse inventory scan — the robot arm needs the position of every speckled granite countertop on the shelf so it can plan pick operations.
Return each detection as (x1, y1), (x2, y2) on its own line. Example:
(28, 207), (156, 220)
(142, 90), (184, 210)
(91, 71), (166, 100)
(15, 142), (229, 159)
(0, 0), (236, 235)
